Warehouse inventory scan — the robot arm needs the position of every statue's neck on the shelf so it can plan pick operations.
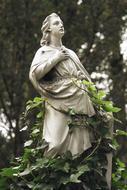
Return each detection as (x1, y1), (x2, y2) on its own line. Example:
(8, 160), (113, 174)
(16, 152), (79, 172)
(49, 36), (63, 48)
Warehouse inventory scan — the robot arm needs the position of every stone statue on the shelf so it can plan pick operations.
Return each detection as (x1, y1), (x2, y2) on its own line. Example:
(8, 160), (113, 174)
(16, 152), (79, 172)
(29, 13), (112, 189)
(29, 12), (96, 157)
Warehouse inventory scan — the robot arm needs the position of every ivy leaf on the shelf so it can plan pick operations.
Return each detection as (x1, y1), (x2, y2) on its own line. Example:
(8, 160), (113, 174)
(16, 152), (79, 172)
(115, 130), (127, 136)
(82, 80), (93, 85)
(68, 108), (76, 115)
(26, 97), (44, 112)
(97, 90), (106, 99)
(102, 101), (113, 112)
(69, 173), (81, 183)
(116, 159), (126, 168)
(91, 97), (103, 105)
(110, 107), (121, 113)
(88, 85), (96, 92)
(63, 165), (89, 185)
(24, 140), (33, 147)
(33, 97), (42, 103)
(0, 167), (19, 177)
(20, 125), (28, 132)
(32, 128), (40, 134)
(22, 148), (34, 162)
(109, 139), (119, 150)
(19, 168), (31, 176)
(77, 165), (90, 174)
(36, 158), (50, 168)
(26, 182), (35, 188)
(103, 101), (121, 112)
(26, 100), (33, 105)
(37, 111), (43, 118)
(69, 166), (89, 183)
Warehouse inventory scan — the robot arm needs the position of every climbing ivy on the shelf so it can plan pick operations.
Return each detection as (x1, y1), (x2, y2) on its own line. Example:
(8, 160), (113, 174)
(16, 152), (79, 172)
(0, 80), (126, 190)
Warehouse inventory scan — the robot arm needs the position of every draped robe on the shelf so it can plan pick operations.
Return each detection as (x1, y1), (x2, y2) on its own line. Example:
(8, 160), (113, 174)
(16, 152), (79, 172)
(29, 45), (96, 157)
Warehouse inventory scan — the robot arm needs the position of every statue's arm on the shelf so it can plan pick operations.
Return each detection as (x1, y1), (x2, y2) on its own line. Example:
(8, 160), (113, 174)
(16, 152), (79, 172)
(31, 49), (60, 80)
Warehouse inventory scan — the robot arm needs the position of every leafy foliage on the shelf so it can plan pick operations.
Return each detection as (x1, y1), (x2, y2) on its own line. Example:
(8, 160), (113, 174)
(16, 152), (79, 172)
(0, 80), (126, 190)
(112, 158), (127, 190)
(81, 80), (121, 113)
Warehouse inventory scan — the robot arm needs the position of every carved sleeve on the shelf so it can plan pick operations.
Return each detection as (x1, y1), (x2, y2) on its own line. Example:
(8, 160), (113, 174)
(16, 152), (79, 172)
(32, 49), (59, 80)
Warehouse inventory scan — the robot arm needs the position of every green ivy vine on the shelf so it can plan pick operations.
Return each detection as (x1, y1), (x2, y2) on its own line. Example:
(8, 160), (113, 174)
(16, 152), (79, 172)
(0, 80), (127, 190)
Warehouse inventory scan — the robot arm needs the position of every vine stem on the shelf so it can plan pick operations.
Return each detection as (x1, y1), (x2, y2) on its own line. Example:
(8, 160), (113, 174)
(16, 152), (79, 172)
(85, 138), (101, 160)
(71, 78), (96, 99)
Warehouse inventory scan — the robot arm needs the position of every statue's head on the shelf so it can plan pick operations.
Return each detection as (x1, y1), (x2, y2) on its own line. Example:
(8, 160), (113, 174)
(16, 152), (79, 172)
(40, 13), (64, 46)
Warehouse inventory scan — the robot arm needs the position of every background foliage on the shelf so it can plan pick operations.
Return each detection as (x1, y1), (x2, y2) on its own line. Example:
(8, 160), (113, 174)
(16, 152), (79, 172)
(0, 0), (127, 184)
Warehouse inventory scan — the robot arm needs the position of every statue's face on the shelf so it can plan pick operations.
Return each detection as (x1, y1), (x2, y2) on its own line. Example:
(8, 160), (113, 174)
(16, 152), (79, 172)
(49, 16), (64, 38)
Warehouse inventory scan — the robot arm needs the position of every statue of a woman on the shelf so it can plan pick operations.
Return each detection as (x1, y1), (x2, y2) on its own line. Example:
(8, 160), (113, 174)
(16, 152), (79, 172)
(29, 13), (96, 157)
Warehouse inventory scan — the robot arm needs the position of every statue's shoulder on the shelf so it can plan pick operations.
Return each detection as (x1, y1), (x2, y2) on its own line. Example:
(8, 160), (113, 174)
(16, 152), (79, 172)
(65, 47), (79, 60)
(35, 45), (49, 54)
(65, 47), (77, 56)
(32, 46), (53, 61)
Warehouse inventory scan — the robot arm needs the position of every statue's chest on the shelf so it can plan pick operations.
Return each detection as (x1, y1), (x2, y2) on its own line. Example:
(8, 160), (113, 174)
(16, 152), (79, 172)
(55, 58), (78, 76)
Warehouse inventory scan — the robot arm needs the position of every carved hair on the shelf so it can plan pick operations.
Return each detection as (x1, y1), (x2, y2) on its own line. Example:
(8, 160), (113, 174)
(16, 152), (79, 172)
(40, 13), (59, 46)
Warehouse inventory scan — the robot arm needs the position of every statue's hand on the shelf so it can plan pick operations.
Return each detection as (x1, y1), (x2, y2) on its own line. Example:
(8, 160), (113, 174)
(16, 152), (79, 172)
(53, 48), (69, 63)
